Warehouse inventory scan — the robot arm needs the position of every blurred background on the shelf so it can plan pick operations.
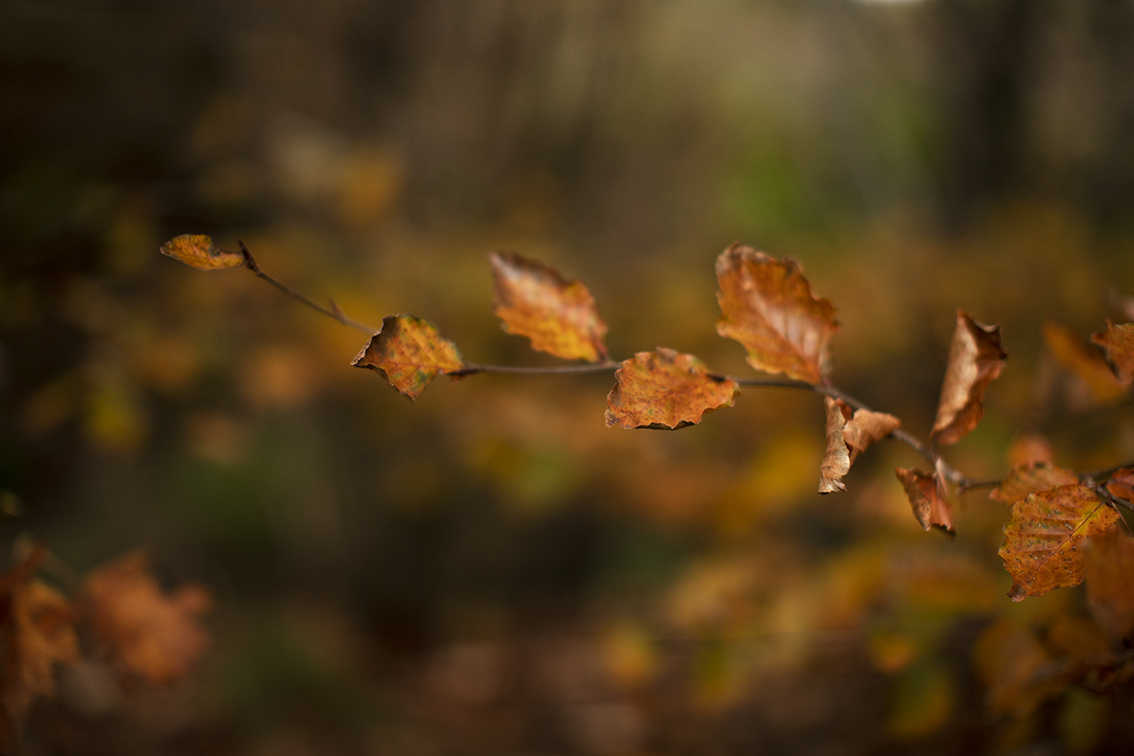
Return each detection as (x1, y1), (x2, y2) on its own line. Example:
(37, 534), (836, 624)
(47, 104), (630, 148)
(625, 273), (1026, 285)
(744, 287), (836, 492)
(3, 0), (1134, 753)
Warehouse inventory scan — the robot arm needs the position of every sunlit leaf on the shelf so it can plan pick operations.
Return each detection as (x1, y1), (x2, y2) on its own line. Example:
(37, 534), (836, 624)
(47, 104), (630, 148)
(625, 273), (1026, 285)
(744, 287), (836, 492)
(818, 397), (899, 493)
(990, 462), (1079, 505)
(1043, 321), (1126, 404)
(895, 467), (954, 534)
(604, 349), (737, 429)
(715, 243), (838, 384)
(351, 314), (464, 400)
(998, 484), (1119, 601)
(1085, 528), (1134, 642)
(490, 251), (608, 362)
(930, 310), (1006, 446)
(159, 234), (245, 271)
(1090, 321), (1134, 387)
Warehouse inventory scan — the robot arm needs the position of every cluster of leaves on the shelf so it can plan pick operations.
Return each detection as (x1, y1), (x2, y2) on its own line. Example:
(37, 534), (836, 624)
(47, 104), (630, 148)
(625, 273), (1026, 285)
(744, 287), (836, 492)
(0, 544), (211, 749)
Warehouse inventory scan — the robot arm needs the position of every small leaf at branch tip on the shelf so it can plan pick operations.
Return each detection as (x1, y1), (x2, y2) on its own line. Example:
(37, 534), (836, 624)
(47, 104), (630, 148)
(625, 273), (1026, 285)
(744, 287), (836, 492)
(1090, 321), (1134, 387)
(605, 348), (738, 430)
(895, 467), (954, 535)
(352, 314), (464, 400)
(819, 397), (899, 494)
(159, 234), (246, 271)
(490, 251), (609, 362)
(931, 310), (1007, 446)
(998, 484), (1120, 601)
(715, 243), (839, 384)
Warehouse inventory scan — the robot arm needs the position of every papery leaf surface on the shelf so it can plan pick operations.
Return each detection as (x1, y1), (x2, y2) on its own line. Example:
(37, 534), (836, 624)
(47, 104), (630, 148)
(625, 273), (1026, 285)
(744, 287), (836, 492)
(998, 484), (1119, 601)
(989, 462), (1079, 505)
(895, 467), (954, 534)
(159, 234), (245, 271)
(1085, 528), (1134, 642)
(1091, 321), (1134, 387)
(605, 348), (737, 429)
(931, 310), (1006, 445)
(1043, 321), (1126, 403)
(715, 244), (838, 384)
(352, 314), (464, 400)
(818, 397), (899, 493)
(490, 251), (608, 362)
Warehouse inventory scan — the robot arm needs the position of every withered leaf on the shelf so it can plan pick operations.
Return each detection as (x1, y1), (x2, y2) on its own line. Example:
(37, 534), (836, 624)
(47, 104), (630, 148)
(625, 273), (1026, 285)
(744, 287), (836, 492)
(930, 311), (1007, 446)
(352, 314), (464, 400)
(159, 234), (245, 271)
(83, 553), (211, 685)
(819, 397), (899, 493)
(1090, 321), (1134, 387)
(490, 251), (608, 362)
(998, 484), (1119, 601)
(604, 349), (738, 430)
(895, 467), (954, 534)
(989, 462), (1079, 505)
(1043, 321), (1126, 404)
(1085, 528), (1134, 642)
(1106, 467), (1134, 503)
(715, 244), (838, 384)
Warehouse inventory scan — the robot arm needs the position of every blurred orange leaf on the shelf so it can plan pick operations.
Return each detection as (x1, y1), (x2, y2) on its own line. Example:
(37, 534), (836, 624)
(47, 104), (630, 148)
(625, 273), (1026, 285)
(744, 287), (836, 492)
(1085, 527), (1134, 643)
(895, 467), (954, 534)
(998, 484), (1119, 601)
(931, 310), (1006, 446)
(819, 397), (899, 493)
(604, 349), (737, 429)
(1106, 468), (1134, 502)
(83, 553), (211, 685)
(352, 314), (464, 400)
(974, 620), (1064, 717)
(1089, 321), (1134, 387)
(715, 244), (838, 384)
(1043, 321), (1126, 404)
(989, 462), (1079, 505)
(159, 234), (245, 271)
(490, 251), (608, 362)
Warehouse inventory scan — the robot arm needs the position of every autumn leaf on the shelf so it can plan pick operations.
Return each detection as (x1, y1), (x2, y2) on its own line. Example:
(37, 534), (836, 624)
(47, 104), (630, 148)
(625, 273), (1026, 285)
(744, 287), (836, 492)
(1106, 467), (1134, 503)
(998, 484), (1120, 601)
(352, 314), (464, 400)
(819, 397), (899, 493)
(1043, 321), (1126, 404)
(989, 462), (1079, 505)
(1090, 321), (1134, 387)
(605, 349), (738, 430)
(715, 243), (838, 384)
(82, 553), (211, 685)
(490, 251), (609, 362)
(1084, 528), (1134, 643)
(159, 234), (245, 271)
(895, 467), (954, 534)
(930, 311), (1007, 446)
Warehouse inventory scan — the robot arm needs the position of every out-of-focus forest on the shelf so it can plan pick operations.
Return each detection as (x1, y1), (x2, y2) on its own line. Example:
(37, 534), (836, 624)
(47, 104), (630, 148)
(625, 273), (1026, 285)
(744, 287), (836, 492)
(3, 1), (1134, 754)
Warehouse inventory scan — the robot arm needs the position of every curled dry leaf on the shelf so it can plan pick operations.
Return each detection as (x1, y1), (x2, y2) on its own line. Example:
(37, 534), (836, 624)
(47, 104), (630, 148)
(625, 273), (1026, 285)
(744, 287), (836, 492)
(605, 349), (738, 430)
(998, 484), (1119, 601)
(715, 244), (838, 384)
(931, 311), (1007, 446)
(1090, 321), (1134, 387)
(1085, 528), (1134, 643)
(159, 234), (245, 271)
(490, 251), (608, 362)
(1043, 321), (1126, 404)
(352, 314), (464, 400)
(83, 552), (211, 685)
(895, 467), (954, 534)
(818, 397), (899, 494)
(989, 462), (1079, 505)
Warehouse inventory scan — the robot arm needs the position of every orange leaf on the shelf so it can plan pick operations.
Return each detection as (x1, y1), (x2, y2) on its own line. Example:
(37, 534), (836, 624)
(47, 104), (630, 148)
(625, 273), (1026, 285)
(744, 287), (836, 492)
(351, 314), (464, 400)
(159, 234), (245, 271)
(604, 349), (738, 429)
(715, 244), (838, 384)
(1043, 321), (1126, 404)
(895, 467), (954, 534)
(989, 462), (1079, 504)
(490, 251), (608, 362)
(1085, 528), (1134, 643)
(1106, 468), (1134, 503)
(1090, 321), (1134, 387)
(930, 311), (1006, 446)
(819, 397), (899, 493)
(83, 553), (212, 685)
(998, 484), (1119, 601)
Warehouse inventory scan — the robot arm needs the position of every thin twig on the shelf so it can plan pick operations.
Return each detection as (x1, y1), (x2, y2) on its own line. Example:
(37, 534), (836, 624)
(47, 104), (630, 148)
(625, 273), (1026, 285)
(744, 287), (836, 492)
(449, 361), (622, 377)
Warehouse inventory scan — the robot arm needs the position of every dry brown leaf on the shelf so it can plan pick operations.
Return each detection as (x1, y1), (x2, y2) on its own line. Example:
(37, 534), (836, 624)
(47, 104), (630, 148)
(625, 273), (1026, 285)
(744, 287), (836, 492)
(1043, 321), (1126, 404)
(490, 251), (608, 362)
(1085, 528), (1134, 643)
(159, 234), (245, 271)
(930, 311), (1007, 446)
(998, 484), (1120, 601)
(351, 314), (464, 400)
(895, 467), (954, 534)
(818, 398), (899, 494)
(1090, 321), (1134, 387)
(83, 553), (211, 685)
(989, 462), (1080, 505)
(604, 349), (738, 430)
(715, 243), (838, 384)
(1005, 433), (1054, 466)
(1106, 468), (1134, 503)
